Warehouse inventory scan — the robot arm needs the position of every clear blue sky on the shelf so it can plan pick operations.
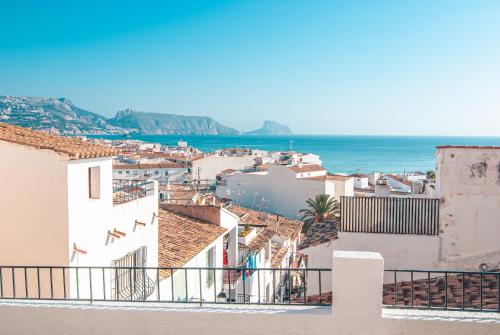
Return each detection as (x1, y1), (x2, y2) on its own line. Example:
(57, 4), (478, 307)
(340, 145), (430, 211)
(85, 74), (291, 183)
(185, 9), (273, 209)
(1, 0), (499, 135)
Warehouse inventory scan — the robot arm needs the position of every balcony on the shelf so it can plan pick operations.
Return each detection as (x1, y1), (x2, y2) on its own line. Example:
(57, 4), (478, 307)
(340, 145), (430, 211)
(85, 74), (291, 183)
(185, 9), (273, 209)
(112, 179), (155, 205)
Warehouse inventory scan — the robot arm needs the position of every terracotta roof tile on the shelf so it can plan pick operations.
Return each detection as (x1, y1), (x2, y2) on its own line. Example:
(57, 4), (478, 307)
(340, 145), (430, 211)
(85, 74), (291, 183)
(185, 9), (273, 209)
(0, 123), (118, 160)
(271, 242), (289, 268)
(288, 164), (326, 173)
(226, 204), (303, 241)
(383, 273), (499, 310)
(299, 219), (338, 250)
(158, 209), (226, 278)
(436, 145), (500, 149)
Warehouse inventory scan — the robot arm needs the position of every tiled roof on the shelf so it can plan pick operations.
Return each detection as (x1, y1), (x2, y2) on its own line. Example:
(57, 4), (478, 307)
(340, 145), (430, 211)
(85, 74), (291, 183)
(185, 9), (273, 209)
(0, 123), (118, 160)
(271, 241), (288, 268)
(385, 174), (412, 187)
(226, 204), (303, 241)
(299, 219), (338, 250)
(383, 273), (499, 310)
(247, 228), (275, 252)
(304, 174), (353, 181)
(157, 209), (227, 278)
(292, 292), (332, 304)
(436, 145), (500, 149)
(114, 162), (183, 169)
(289, 164), (326, 173)
(350, 173), (369, 178)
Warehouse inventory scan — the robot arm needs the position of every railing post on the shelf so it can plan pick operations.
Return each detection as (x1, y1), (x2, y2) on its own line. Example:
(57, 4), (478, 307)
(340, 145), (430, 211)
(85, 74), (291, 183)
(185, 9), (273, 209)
(332, 251), (384, 331)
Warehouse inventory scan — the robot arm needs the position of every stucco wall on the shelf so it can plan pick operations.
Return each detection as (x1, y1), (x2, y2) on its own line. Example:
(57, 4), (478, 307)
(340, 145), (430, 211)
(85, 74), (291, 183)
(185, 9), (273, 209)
(0, 141), (70, 266)
(192, 155), (256, 182)
(216, 166), (331, 219)
(436, 147), (500, 265)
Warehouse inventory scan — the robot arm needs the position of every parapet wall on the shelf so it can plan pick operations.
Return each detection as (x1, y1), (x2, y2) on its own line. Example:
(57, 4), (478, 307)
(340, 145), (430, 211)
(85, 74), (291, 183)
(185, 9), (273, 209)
(1, 251), (498, 335)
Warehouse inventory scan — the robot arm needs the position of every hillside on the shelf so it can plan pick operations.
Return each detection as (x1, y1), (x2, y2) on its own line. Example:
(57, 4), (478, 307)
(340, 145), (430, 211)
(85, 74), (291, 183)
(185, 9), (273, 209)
(0, 96), (126, 134)
(108, 109), (239, 135)
(0, 96), (239, 135)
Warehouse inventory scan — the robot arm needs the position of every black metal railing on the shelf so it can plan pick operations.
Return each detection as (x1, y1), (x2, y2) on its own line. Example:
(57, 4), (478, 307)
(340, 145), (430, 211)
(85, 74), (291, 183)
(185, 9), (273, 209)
(383, 269), (500, 312)
(0, 266), (331, 307)
(340, 196), (440, 235)
(112, 179), (154, 205)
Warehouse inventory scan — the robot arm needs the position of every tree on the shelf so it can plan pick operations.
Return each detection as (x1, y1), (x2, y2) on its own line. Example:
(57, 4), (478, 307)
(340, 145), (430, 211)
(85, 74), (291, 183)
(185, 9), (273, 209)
(299, 194), (340, 232)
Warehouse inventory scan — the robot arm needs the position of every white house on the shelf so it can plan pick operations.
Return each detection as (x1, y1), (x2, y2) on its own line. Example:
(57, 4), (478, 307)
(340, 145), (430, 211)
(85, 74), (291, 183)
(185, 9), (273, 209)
(223, 204), (303, 303)
(383, 174), (412, 193)
(350, 173), (369, 189)
(156, 204), (239, 303)
(216, 164), (354, 219)
(0, 123), (159, 300)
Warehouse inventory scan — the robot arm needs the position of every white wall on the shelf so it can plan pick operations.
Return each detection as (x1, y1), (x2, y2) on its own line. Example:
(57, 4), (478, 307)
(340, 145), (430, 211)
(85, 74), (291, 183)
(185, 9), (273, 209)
(436, 147), (500, 267)
(0, 142), (70, 267)
(2, 251), (498, 335)
(217, 165), (332, 219)
(158, 235), (225, 303)
(192, 155), (256, 182)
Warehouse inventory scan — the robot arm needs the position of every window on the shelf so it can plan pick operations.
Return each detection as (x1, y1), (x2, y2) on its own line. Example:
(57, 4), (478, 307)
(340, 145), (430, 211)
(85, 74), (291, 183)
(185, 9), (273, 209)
(118, 171), (123, 174)
(206, 246), (215, 287)
(88, 166), (101, 199)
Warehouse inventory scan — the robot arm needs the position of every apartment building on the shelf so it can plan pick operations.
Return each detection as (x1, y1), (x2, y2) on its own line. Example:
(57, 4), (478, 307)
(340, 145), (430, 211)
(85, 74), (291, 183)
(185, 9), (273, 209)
(113, 162), (188, 182)
(216, 164), (354, 219)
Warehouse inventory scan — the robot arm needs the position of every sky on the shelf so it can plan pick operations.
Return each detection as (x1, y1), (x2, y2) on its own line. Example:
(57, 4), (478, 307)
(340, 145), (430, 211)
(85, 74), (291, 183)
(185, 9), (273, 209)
(1, 0), (500, 135)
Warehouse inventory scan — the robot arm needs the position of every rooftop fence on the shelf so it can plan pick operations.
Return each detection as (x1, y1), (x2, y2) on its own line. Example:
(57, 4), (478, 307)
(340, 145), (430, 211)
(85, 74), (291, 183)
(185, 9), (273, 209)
(340, 196), (440, 235)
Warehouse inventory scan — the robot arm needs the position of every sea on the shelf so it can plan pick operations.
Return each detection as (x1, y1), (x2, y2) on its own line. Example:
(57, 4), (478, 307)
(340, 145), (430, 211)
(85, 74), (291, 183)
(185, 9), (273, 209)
(88, 134), (500, 174)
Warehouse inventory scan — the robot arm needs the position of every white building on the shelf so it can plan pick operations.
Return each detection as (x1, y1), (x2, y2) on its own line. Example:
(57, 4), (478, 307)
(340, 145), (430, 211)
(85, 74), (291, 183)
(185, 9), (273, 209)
(156, 204), (239, 302)
(223, 204), (303, 303)
(0, 123), (159, 300)
(216, 164), (354, 219)
(309, 145), (500, 279)
(113, 162), (188, 182)
(350, 173), (369, 189)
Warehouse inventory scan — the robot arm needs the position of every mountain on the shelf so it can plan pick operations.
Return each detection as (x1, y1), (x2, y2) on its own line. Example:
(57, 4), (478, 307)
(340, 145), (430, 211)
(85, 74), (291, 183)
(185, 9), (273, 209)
(245, 120), (293, 135)
(0, 96), (126, 134)
(108, 109), (239, 135)
(0, 96), (239, 135)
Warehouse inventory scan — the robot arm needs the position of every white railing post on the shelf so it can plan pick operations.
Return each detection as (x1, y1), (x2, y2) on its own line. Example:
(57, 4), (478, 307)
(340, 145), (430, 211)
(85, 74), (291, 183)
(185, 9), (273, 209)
(332, 251), (384, 333)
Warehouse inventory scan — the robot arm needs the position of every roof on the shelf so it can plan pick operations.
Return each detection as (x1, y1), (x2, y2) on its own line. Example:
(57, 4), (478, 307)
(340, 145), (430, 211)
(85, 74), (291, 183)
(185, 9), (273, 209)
(157, 209), (227, 277)
(247, 228), (275, 252)
(383, 273), (499, 310)
(226, 204), (303, 241)
(0, 123), (118, 160)
(113, 162), (183, 170)
(303, 174), (353, 182)
(350, 173), (369, 178)
(271, 241), (288, 268)
(385, 174), (412, 187)
(288, 164), (326, 173)
(299, 219), (339, 250)
(221, 168), (237, 173)
(436, 145), (500, 149)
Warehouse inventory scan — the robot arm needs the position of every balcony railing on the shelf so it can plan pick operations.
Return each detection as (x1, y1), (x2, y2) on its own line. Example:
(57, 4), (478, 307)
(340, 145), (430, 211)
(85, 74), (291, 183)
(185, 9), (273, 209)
(384, 269), (500, 312)
(0, 265), (331, 306)
(112, 179), (154, 205)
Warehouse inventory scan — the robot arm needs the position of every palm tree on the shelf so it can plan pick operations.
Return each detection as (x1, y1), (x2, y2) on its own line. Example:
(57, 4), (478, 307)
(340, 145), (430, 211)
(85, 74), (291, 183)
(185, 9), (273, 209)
(299, 194), (340, 232)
